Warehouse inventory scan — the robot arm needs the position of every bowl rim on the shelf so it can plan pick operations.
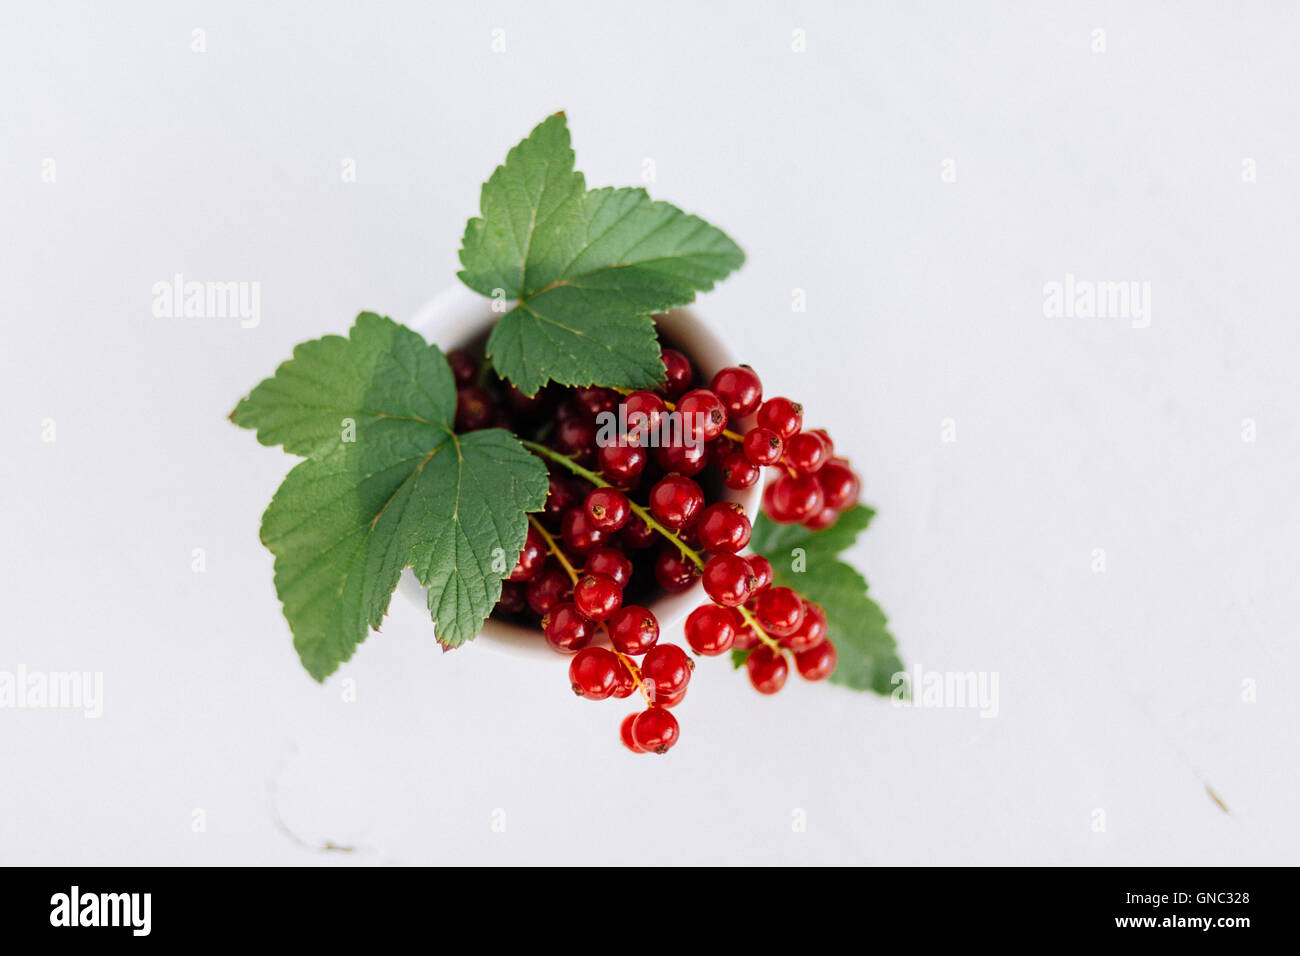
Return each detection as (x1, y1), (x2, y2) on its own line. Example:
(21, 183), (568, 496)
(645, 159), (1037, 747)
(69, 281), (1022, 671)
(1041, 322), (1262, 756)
(399, 285), (764, 660)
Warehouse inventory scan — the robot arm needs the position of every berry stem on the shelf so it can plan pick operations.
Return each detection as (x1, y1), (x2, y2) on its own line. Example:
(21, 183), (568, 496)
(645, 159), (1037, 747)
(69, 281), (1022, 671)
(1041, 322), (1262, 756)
(526, 514), (579, 583)
(522, 439), (784, 654)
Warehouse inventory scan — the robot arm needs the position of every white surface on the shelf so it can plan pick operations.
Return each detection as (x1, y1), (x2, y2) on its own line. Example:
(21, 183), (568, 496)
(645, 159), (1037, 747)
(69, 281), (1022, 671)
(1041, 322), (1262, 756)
(2, 0), (1298, 865)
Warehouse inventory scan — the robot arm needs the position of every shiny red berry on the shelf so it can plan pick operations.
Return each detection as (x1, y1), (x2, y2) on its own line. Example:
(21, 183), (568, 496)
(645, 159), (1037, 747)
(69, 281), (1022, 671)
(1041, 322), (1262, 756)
(785, 431), (829, 474)
(745, 645), (789, 694)
(542, 602), (595, 652)
(702, 553), (758, 607)
(584, 487), (631, 532)
(454, 385), (495, 431)
(654, 440), (707, 476)
(781, 601), (827, 652)
(746, 554), (774, 592)
(757, 397), (803, 440)
(654, 547), (701, 593)
(684, 604), (740, 656)
(802, 505), (840, 530)
(620, 513), (657, 550)
(574, 387), (618, 417)
(573, 573), (622, 621)
(697, 502), (752, 553)
(609, 605), (660, 655)
(753, 586), (805, 637)
(632, 705), (680, 754)
(710, 366), (763, 417)
(620, 712), (646, 752)
(721, 452), (760, 489)
(508, 525), (545, 581)
(495, 580), (527, 614)
(569, 646), (619, 698)
(764, 472), (824, 524)
(656, 349), (693, 400)
(542, 475), (582, 525)
(584, 547), (633, 587)
(817, 459), (860, 510)
(640, 643), (693, 697)
(649, 473), (705, 529)
(678, 388), (728, 443)
(743, 426), (784, 466)
(794, 639), (837, 681)
(597, 442), (647, 484)
(525, 563), (572, 616)
(554, 415), (596, 463)
(561, 508), (606, 556)
(612, 662), (638, 699)
(623, 390), (666, 444)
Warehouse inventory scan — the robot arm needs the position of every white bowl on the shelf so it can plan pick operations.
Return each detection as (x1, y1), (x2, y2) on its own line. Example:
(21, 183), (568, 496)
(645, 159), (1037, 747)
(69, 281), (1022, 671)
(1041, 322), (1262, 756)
(399, 285), (763, 660)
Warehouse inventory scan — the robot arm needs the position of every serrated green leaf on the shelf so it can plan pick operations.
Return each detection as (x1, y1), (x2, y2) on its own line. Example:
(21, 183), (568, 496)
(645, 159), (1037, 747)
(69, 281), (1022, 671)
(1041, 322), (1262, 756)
(749, 504), (876, 562)
(730, 648), (751, 670)
(232, 313), (549, 679)
(458, 113), (744, 395)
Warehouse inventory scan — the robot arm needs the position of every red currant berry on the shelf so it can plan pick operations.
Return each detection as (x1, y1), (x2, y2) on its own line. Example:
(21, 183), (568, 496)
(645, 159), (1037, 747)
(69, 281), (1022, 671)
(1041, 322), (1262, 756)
(746, 554), (774, 592)
(684, 604), (740, 656)
(542, 474), (581, 525)
(561, 508), (606, 556)
(569, 646), (619, 698)
(753, 586), (805, 637)
(620, 712), (646, 752)
(573, 573), (623, 621)
(817, 459), (860, 510)
(446, 349), (477, 386)
(621, 513), (657, 550)
(612, 662), (637, 699)
(710, 365), (763, 418)
(574, 386), (618, 417)
(649, 474), (705, 530)
(697, 502), (752, 554)
(654, 547), (701, 593)
(554, 415), (596, 462)
(733, 622), (761, 651)
(454, 385), (495, 431)
(632, 705), (680, 754)
(702, 553), (758, 607)
(584, 487), (631, 532)
(764, 472), (824, 524)
(597, 442), (647, 484)
(781, 601), (827, 652)
(678, 388), (728, 443)
(757, 397), (803, 440)
(505, 382), (550, 418)
(525, 563), (572, 616)
(794, 639), (837, 681)
(721, 452), (760, 489)
(622, 390), (666, 444)
(706, 436), (739, 468)
(584, 547), (633, 587)
(542, 602), (595, 652)
(809, 428), (834, 458)
(802, 505), (840, 531)
(609, 605), (660, 655)
(495, 580), (527, 614)
(743, 426), (784, 466)
(745, 645), (789, 694)
(508, 525), (545, 581)
(656, 684), (688, 708)
(654, 440), (707, 476)
(640, 643), (694, 697)
(785, 431), (829, 475)
(656, 348), (693, 400)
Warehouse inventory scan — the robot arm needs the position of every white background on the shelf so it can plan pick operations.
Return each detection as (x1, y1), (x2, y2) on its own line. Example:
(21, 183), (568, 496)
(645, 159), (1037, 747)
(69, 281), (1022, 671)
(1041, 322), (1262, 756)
(3, 0), (1298, 865)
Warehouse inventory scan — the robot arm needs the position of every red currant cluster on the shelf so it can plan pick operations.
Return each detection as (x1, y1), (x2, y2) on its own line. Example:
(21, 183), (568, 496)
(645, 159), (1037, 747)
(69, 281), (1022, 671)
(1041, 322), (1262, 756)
(448, 342), (862, 755)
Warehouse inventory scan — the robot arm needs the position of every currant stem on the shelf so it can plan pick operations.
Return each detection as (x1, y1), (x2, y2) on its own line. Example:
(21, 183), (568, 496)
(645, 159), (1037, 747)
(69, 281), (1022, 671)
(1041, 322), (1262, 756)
(522, 439), (784, 655)
(527, 514), (580, 584)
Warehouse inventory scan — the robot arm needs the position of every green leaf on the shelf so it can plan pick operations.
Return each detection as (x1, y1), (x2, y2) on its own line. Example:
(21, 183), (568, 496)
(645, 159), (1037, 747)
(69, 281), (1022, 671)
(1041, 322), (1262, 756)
(730, 648), (751, 670)
(751, 505), (902, 696)
(458, 113), (745, 395)
(232, 313), (549, 679)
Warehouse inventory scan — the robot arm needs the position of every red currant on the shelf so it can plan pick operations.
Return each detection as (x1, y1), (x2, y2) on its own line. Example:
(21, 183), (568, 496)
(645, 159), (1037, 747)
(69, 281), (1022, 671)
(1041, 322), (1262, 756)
(654, 547), (701, 593)
(809, 428), (834, 458)
(656, 348), (693, 400)
(569, 646), (619, 698)
(763, 472), (824, 524)
(574, 386), (618, 417)
(597, 442), (647, 484)
(620, 712), (646, 752)
(584, 487), (631, 532)
(801, 505), (839, 530)
(753, 586), (805, 637)
(655, 440), (707, 476)
(817, 459), (860, 510)
(454, 385), (495, 432)
(542, 474), (581, 525)
(785, 431), (829, 474)
(446, 349), (477, 386)
(746, 554), (774, 592)
(525, 563), (572, 616)
(573, 573), (622, 621)
(702, 553), (758, 607)
(721, 452), (760, 489)
(745, 645), (789, 694)
(561, 508), (606, 556)
(794, 639), (837, 681)
(632, 705), (680, 754)
(706, 436), (739, 468)
(743, 426), (784, 466)
(697, 502), (752, 554)
(620, 513), (657, 550)
(508, 525), (545, 581)
(780, 601), (827, 652)
(584, 547), (633, 587)
(656, 684), (688, 708)
(609, 605), (660, 655)
(612, 662), (637, 699)
(684, 604), (740, 656)
(678, 388), (728, 443)
(757, 397), (803, 440)
(495, 580), (527, 614)
(710, 365), (763, 418)
(542, 602), (595, 652)
(623, 390), (666, 444)
(649, 473), (705, 529)
(640, 643), (693, 697)
(732, 622), (761, 650)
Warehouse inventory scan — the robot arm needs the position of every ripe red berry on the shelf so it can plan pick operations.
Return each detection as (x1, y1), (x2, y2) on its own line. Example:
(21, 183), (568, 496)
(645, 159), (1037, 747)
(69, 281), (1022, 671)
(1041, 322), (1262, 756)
(753, 586), (805, 637)
(763, 472), (824, 524)
(569, 646), (619, 698)
(573, 573), (623, 621)
(745, 645), (789, 694)
(542, 474), (582, 525)
(678, 388), (728, 443)
(609, 605), (660, 655)
(721, 452), (760, 489)
(656, 684), (688, 708)
(732, 622), (761, 651)
(620, 513), (657, 550)
(654, 440), (707, 476)
(785, 431), (829, 475)
(597, 442), (647, 484)
(697, 502), (752, 554)
(495, 580), (527, 614)
(794, 639), (837, 681)
(561, 508), (606, 556)
(781, 601), (827, 652)
(702, 553), (758, 607)
(801, 505), (839, 530)
(743, 426), (784, 466)
(446, 349), (477, 386)
(746, 554), (774, 593)
(508, 525), (545, 581)
(454, 385), (495, 431)
(640, 643), (693, 697)
(525, 563), (572, 616)
(554, 414), (597, 461)
(654, 547), (701, 593)
(542, 602), (595, 652)
(656, 348), (693, 400)
(585, 547), (633, 587)
(623, 390), (666, 444)
(706, 436), (739, 468)
(757, 397), (803, 440)
(809, 428), (834, 458)
(584, 487), (631, 532)
(612, 662), (637, 699)
(710, 366), (763, 417)
(620, 712), (646, 752)
(632, 705), (680, 754)
(574, 386), (618, 417)
(684, 604), (740, 656)
(817, 459), (860, 510)
(649, 473), (705, 529)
